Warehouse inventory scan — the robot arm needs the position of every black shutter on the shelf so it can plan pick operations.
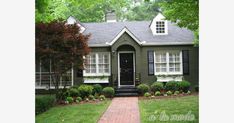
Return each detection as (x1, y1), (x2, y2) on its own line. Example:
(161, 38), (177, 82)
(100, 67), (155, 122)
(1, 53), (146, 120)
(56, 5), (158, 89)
(148, 50), (154, 75)
(182, 50), (189, 75)
(76, 69), (83, 77)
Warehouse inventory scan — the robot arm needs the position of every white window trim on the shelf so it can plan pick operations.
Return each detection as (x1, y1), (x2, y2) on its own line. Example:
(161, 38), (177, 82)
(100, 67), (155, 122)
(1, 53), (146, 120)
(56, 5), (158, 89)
(154, 50), (183, 75)
(155, 20), (168, 35)
(83, 52), (111, 76)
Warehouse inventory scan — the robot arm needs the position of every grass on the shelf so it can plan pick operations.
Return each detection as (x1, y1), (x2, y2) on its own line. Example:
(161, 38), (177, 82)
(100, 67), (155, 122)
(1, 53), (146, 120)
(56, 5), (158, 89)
(36, 100), (111, 123)
(139, 95), (199, 123)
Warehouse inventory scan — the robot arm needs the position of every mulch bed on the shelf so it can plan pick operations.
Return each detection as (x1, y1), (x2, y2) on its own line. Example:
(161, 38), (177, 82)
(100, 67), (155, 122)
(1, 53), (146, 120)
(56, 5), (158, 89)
(138, 92), (199, 100)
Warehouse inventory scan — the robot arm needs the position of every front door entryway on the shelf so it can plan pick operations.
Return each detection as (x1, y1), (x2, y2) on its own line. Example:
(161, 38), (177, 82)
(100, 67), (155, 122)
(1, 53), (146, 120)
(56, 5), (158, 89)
(118, 51), (135, 87)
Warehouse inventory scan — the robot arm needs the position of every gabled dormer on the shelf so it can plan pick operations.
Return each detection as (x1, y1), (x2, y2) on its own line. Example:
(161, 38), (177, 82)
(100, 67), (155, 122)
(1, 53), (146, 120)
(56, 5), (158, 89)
(149, 13), (168, 35)
(67, 16), (86, 33)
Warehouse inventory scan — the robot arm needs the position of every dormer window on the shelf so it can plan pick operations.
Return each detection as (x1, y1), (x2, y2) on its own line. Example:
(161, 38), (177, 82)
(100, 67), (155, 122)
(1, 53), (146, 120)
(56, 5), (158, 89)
(149, 13), (168, 35)
(156, 21), (165, 34)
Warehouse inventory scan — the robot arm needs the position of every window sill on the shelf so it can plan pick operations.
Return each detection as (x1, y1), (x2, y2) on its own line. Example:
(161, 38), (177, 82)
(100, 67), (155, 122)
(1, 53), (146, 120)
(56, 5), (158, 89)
(156, 75), (183, 82)
(83, 78), (109, 83)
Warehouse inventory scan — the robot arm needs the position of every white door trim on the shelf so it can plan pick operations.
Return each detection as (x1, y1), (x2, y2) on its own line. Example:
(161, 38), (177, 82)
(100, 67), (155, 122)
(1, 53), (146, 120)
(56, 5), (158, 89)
(118, 51), (135, 88)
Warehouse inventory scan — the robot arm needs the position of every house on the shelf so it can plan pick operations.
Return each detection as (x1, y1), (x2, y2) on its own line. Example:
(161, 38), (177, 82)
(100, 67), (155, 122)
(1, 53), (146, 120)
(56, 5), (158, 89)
(35, 12), (198, 93)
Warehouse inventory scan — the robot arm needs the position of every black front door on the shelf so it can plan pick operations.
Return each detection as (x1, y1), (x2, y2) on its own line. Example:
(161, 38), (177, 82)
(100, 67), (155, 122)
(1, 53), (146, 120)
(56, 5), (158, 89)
(119, 53), (134, 85)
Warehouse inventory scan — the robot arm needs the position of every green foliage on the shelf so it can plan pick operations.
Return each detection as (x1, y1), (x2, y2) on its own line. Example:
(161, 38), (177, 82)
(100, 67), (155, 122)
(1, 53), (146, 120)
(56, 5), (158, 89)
(165, 81), (179, 92)
(150, 82), (164, 93)
(66, 97), (74, 103)
(78, 85), (94, 98)
(68, 88), (80, 97)
(137, 84), (150, 95)
(159, 0), (199, 44)
(76, 97), (82, 102)
(144, 92), (151, 97)
(174, 90), (180, 95)
(88, 95), (95, 100)
(56, 90), (69, 100)
(166, 91), (172, 96)
(187, 90), (191, 95)
(102, 87), (115, 98)
(75, 100), (80, 103)
(93, 84), (103, 94)
(36, 95), (56, 115)
(155, 91), (161, 96)
(99, 95), (106, 101)
(178, 81), (191, 92)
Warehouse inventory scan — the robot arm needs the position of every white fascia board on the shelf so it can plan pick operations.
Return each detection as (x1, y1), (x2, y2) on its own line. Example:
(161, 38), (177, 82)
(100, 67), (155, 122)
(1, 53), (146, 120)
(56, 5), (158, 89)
(107, 27), (142, 45)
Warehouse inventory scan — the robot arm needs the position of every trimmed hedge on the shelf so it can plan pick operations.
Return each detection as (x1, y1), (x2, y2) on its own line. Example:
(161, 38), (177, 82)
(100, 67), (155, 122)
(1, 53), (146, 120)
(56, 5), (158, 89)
(178, 81), (191, 92)
(137, 84), (150, 95)
(78, 85), (93, 98)
(36, 95), (56, 115)
(165, 81), (179, 92)
(93, 84), (103, 94)
(151, 82), (164, 93)
(102, 87), (115, 98)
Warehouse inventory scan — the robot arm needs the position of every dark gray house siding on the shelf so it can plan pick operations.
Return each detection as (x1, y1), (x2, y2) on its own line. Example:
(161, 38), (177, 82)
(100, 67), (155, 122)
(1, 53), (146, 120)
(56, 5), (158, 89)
(72, 32), (199, 88)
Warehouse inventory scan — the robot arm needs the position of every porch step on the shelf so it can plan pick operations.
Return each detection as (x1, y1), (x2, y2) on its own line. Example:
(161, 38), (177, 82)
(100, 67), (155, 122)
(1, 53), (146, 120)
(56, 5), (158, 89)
(115, 92), (138, 97)
(115, 87), (139, 97)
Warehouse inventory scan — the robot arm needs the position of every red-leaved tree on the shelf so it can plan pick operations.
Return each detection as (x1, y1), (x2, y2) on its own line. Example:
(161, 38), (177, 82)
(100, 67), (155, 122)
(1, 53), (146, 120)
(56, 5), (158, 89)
(36, 21), (90, 100)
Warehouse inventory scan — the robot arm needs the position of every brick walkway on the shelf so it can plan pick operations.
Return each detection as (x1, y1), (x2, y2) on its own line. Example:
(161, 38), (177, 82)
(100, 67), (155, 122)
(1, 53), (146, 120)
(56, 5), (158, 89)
(98, 97), (140, 123)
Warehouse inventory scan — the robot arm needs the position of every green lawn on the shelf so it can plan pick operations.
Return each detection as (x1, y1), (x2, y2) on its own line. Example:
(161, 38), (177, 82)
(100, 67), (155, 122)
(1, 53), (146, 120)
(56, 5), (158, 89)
(36, 100), (111, 123)
(139, 95), (199, 123)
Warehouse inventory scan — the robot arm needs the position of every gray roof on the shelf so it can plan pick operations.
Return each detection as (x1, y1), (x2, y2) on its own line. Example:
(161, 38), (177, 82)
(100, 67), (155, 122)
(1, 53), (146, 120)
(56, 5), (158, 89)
(82, 21), (194, 46)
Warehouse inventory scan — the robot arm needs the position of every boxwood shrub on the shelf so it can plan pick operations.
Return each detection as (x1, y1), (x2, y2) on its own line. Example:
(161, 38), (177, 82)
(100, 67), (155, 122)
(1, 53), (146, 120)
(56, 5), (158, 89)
(68, 88), (80, 97)
(35, 95), (56, 115)
(178, 81), (191, 92)
(150, 82), (164, 93)
(102, 87), (115, 98)
(93, 84), (103, 94)
(144, 92), (151, 97)
(66, 96), (73, 103)
(165, 81), (179, 92)
(137, 84), (150, 95)
(78, 84), (93, 98)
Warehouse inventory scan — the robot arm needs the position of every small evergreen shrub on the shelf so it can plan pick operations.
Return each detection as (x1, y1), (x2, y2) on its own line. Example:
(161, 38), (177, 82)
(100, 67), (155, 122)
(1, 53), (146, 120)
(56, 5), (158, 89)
(76, 97), (82, 102)
(137, 84), (150, 95)
(36, 95), (56, 115)
(174, 91), (180, 95)
(78, 84), (93, 98)
(165, 81), (179, 92)
(68, 88), (80, 97)
(93, 84), (103, 94)
(88, 95), (95, 100)
(187, 90), (191, 95)
(144, 92), (151, 97)
(151, 82), (164, 93)
(178, 81), (191, 92)
(99, 95), (106, 101)
(66, 97), (73, 103)
(56, 90), (69, 100)
(166, 91), (172, 96)
(102, 87), (115, 98)
(155, 91), (161, 96)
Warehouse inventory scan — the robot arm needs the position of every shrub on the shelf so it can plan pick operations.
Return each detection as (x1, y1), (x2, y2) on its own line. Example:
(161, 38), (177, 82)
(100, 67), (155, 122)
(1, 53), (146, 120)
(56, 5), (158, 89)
(66, 97), (73, 103)
(174, 91), (180, 95)
(76, 97), (82, 102)
(166, 91), (172, 96)
(165, 81), (179, 92)
(36, 95), (56, 115)
(99, 95), (106, 101)
(187, 90), (191, 95)
(155, 91), (161, 96)
(137, 84), (150, 95)
(93, 84), (103, 94)
(102, 87), (115, 98)
(144, 92), (151, 97)
(88, 95), (95, 100)
(75, 100), (80, 103)
(68, 88), (80, 97)
(94, 93), (99, 99)
(78, 84), (93, 98)
(56, 90), (69, 100)
(85, 98), (89, 102)
(151, 82), (164, 93)
(178, 81), (191, 92)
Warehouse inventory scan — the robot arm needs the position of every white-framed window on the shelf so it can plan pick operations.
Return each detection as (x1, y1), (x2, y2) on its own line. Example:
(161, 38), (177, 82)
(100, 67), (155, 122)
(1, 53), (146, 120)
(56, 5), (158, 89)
(154, 51), (183, 75)
(156, 21), (165, 34)
(84, 52), (110, 76)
